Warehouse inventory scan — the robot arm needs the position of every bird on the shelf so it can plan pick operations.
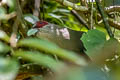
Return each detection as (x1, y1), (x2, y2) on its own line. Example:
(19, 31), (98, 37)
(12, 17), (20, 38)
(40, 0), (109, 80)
(29, 21), (87, 58)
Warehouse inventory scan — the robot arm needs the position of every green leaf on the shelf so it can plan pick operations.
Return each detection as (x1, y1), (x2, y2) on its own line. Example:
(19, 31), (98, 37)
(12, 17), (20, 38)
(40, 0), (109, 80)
(27, 28), (38, 36)
(0, 30), (10, 42)
(0, 7), (6, 14)
(0, 41), (10, 55)
(0, 57), (19, 80)
(81, 30), (119, 64)
(81, 29), (106, 59)
(24, 14), (40, 24)
(0, 7), (6, 20)
(44, 1), (58, 13)
(48, 13), (64, 25)
(17, 38), (87, 66)
(14, 50), (64, 71)
(48, 13), (62, 19)
(53, 9), (70, 13)
(7, 0), (16, 12)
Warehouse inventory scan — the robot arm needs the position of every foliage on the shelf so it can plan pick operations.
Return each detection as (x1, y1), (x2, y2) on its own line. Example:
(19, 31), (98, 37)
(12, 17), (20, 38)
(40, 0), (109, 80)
(0, 0), (120, 80)
(81, 29), (106, 56)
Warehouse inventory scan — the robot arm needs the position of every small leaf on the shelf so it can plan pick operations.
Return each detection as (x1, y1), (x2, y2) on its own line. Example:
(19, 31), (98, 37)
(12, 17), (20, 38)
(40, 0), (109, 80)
(48, 13), (62, 19)
(24, 14), (40, 24)
(7, 0), (16, 12)
(0, 7), (6, 20)
(53, 9), (70, 13)
(0, 7), (6, 14)
(17, 38), (87, 66)
(0, 30), (10, 42)
(14, 50), (64, 71)
(27, 28), (38, 36)
(0, 41), (10, 55)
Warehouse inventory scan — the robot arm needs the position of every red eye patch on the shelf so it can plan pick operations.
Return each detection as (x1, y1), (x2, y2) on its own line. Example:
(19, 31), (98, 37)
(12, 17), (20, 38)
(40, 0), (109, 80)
(34, 21), (48, 28)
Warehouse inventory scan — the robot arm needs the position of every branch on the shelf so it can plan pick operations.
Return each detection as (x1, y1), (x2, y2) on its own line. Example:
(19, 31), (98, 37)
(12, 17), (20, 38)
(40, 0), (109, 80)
(16, 0), (28, 37)
(97, 13), (120, 30)
(105, 6), (120, 13)
(0, 12), (16, 20)
(10, 17), (19, 47)
(54, 0), (120, 13)
(33, 0), (40, 17)
(95, 0), (113, 37)
(54, 0), (120, 31)
(71, 10), (89, 30)
(10, 0), (27, 47)
(108, 19), (120, 30)
(54, 0), (88, 11)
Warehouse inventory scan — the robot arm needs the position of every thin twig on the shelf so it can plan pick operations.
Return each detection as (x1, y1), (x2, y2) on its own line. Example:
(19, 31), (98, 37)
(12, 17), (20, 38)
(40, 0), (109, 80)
(97, 13), (120, 30)
(41, 0), (45, 20)
(71, 10), (89, 30)
(16, 0), (27, 36)
(54, 0), (120, 13)
(95, 0), (113, 37)
(105, 6), (120, 13)
(54, 0), (88, 11)
(90, 0), (94, 29)
(10, 17), (19, 47)
(33, 0), (40, 17)
(10, 0), (27, 47)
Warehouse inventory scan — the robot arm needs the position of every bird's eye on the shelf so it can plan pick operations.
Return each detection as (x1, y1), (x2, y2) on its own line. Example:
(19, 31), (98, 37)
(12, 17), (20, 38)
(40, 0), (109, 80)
(40, 22), (43, 24)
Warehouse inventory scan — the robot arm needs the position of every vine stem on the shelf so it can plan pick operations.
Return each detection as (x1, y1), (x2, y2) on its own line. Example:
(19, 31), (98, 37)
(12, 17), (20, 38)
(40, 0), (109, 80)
(71, 10), (89, 30)
(95, 0), (114, 37)
(10, 0), (27, 47)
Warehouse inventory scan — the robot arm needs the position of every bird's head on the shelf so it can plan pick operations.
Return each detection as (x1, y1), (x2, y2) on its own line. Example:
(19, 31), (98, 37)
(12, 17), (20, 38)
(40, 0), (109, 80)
(33, 21), (48, 28)
(27, 21), (49, 36)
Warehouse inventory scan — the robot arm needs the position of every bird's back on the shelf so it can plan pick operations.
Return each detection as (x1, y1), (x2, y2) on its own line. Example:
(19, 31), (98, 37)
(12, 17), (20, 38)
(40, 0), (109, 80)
(36, 23), (84, 54)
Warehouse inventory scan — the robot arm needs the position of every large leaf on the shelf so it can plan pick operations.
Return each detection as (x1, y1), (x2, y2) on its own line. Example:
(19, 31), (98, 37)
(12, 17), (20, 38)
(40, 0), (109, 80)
(0, 57), (19, 80)
(17, 38), (87, 66)
(14, 50), (64, 71)
(81, 29), (106, 60)
(81, 29), (106, 54)
(81, 29), (119, 64)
